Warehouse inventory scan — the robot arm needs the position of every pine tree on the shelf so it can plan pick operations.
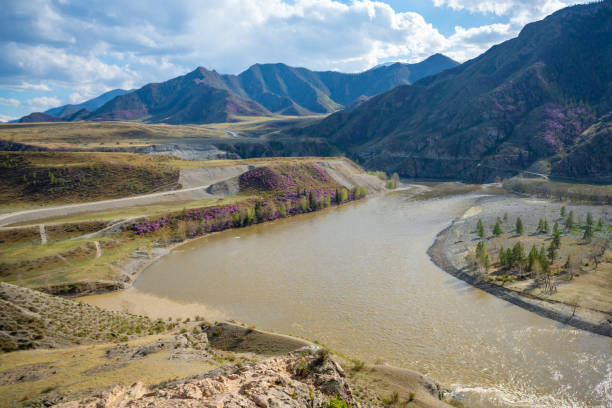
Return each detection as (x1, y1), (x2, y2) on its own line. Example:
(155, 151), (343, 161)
(583, 225), (593, 243)
(528, 245), (538, 271)
(561, 206), (566, 217)
(597, 218), (604, 230)
(586, 213), (593, 226)
(566, 211), (574, 229)
(537, 219), (544, 233)
(547, 241), (557, 262)
(543, 219), (549, 233)
(553, 221), (559, 234)
(493, 220), (503, 236)
(499, 246), (506, 269)
(477, 219), (485, 239)
(512, 242), (525, 264)
(552, 230), (561, 249)
(516, 217), (524, 235)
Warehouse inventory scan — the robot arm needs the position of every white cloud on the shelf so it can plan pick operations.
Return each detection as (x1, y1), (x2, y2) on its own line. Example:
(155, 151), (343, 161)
(432, 0), (579, 25)
(0, 114), (19, 122)
(0, 0), (584, 118)
(0, 97), (20, 107)
(446, 23), (513, 61)
(5, 82), (51, 91)
(25, 96), (61, 111)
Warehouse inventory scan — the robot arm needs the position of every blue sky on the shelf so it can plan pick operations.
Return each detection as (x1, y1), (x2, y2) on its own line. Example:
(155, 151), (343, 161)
(0, 0), (581, 121)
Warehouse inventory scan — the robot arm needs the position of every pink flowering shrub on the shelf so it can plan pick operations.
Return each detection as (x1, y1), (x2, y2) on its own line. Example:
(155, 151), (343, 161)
(239, 167), (291, 190)
(536, 103), (594, 154)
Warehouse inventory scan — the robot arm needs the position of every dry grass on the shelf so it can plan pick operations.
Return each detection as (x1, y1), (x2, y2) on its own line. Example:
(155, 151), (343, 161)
(0, 115), (324, 150)
(0, 283), (176, 352)
(503, 177), (612, 204)
(0, 335), (220, 406)
(9, 196), (254, 227)
(0, 233), (156, 289)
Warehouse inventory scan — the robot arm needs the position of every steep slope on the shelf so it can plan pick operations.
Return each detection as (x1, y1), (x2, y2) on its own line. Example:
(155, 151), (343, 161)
(550, 114), (612, 183)
(45, 89), (132, 118)
(235, 54), (458, 114)
(302, 2), (611, 183)
(83, 54), (457, 124)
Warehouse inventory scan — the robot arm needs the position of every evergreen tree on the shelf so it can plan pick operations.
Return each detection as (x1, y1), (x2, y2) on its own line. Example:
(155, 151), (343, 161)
(512, 242), (525, 265)
(516, 217), (524, 235)
(566, 211), (574, 229)
(528, 245), (538, 271)
(561, 206), (566, 217)
(537, 219), (544, 233)
(493, 220), (503, 236)
(553, 221), (559, 234)
(543, 219), (549, 233)
(583, 224), (593, 243)
(538, 247), (550, 273)
(475, 241), (489, 271)
(503, 212), (508, 222)
(586, 212), (594, 226)
(552, 230), (561, 249)
(597, 218), (604, 230)
(547, 241), (557, 262)
(477, 219), (485, 239)
(335, 189), (340, 204)
(499, 246), (507, 268)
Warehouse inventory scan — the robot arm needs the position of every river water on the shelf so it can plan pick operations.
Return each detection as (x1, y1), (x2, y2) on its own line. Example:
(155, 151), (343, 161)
(96, 187), (612, 407)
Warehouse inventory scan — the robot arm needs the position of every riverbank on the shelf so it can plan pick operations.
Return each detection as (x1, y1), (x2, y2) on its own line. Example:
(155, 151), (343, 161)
(428, 194), (612, 337)
(0, 281), (453, 407)
(0, 157), (386, 296)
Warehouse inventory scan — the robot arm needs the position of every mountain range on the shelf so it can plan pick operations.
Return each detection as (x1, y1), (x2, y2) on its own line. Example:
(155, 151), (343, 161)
(19, 54), (458, 124)
(300, 1), (611, 183)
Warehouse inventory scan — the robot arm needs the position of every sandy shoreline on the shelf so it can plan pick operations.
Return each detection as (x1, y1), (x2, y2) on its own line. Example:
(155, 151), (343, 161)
(427, 197), (612, 338)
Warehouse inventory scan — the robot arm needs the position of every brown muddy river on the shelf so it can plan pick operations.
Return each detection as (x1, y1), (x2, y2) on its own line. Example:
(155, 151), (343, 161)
(89, 187), (612, 407)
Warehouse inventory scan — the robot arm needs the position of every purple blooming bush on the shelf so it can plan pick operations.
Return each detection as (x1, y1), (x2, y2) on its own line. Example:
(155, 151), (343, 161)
(239, 167), (291, 190)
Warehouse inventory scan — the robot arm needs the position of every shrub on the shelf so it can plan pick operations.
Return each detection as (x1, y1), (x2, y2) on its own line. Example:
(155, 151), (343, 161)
(327, 396), (348, 408)
(338, 188), (348, 202)
(298, 196), (308, 212)
(352, 360), (365, 372)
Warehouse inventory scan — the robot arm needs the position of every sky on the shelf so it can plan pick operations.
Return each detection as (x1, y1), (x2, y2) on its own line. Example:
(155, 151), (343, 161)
(0, 0), (582, 121)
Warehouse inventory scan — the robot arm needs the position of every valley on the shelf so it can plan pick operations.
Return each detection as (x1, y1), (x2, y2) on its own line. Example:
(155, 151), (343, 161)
(0, 2), (611, 408)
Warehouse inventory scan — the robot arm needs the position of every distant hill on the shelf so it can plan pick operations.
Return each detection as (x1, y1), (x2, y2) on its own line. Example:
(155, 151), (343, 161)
(18, 54), (457, 125)
(301, 2), (612, 183)
(18, 112), (63, 123)
(44, 89), (132, 118)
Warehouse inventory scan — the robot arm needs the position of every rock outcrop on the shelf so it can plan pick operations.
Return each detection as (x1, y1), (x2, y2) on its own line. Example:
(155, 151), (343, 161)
(57, 348), (357, 408)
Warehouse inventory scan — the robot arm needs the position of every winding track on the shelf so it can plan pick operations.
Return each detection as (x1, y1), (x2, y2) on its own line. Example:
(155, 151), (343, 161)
(0, 165), (253, 226)
(0, 184), (216, 227)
